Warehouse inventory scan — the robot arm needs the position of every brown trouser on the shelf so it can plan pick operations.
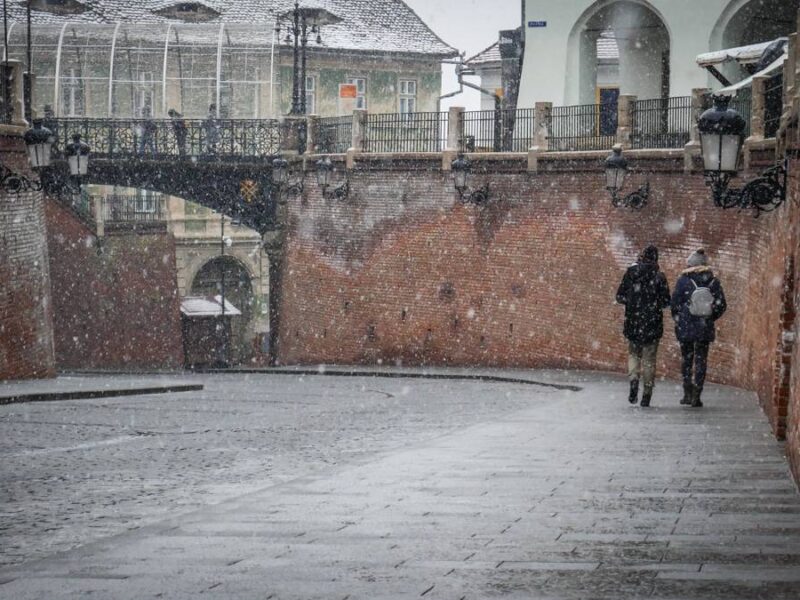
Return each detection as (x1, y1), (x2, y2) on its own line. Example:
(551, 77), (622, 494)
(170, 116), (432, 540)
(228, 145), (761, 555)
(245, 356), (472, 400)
(628, 340), (659, 388)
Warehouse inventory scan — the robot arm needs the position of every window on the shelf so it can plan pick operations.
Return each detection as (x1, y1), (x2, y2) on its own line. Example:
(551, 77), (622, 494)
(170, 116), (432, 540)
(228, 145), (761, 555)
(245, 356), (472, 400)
(347, 77), (366, 110)
(134, 189), (159, 214)
(399, 79), (417, 115)
(135, 72), (155, 117)
(305, 75), (315, 115)
(62, 68), (84, 117)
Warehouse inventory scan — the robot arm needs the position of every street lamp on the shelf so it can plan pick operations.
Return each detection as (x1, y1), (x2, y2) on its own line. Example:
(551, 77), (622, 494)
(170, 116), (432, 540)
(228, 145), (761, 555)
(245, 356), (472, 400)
(277, 2), (342, 116)
(65, 134), (90, 177)
(697, 94), (786, 214)
(23, 119), (53, 169)
(270, 157), (303, 204)
(451, 155), (489, 205)
(315, 157), (349, 200)
(604, 145), (649, 209)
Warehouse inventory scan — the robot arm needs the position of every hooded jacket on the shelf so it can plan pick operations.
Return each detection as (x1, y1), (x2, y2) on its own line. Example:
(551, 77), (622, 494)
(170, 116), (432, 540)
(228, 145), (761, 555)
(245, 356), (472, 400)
(670, 266), (727, 343)
(616, 260), (671, 344)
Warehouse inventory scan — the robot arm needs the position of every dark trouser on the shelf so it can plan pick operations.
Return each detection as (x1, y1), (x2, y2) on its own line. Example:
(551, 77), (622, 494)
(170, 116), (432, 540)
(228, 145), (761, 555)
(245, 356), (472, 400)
(680, 341), (710, 390)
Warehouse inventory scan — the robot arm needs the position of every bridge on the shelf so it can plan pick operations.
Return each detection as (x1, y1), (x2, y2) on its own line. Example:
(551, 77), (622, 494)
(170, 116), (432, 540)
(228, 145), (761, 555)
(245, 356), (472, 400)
(45, 117), (286, 235)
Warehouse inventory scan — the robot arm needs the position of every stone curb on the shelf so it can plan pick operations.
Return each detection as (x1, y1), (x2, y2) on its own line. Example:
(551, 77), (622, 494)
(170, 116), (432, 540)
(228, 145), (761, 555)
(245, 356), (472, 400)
(197, 367), (582, 392)
(0, 384), (204, 406)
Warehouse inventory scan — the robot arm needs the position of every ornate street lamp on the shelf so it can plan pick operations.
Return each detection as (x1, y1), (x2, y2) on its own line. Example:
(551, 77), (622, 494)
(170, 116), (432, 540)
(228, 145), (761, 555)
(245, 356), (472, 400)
(698, 95), (786, 214)
(604, 145), (649, 209)
(315, 157), (349, 200)
(65, 134), (90, 177)
(451, 155), (489, 205)
(270, 157), (303, 204)
(277, 2), (342, 117)
(23, 119), (53, 169)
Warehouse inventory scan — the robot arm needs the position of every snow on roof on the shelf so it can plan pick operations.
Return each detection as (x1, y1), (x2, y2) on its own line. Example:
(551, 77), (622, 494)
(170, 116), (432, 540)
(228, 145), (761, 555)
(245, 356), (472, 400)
(181, 296), (242, 318)
(466, 42), (501, 67)
(8, 0), (457, 57)
(697, 38), (788, 67)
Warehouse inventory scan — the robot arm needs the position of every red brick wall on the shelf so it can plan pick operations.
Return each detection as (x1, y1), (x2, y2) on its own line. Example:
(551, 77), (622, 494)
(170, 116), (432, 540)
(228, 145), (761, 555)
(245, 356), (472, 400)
(278, 164), (774, 378)
(785, 157), (800, 486)
(0, 133), (55, 380)
(45, 199), (184, 370)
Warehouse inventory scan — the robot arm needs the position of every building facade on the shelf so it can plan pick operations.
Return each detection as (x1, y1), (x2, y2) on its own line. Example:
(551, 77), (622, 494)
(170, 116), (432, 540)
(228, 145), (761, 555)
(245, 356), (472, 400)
(518, 0), (799, 108)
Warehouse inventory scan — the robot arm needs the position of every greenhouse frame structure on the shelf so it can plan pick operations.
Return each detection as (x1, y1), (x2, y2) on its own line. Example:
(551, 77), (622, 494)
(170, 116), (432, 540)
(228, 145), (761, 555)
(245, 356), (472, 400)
(2, 21), (279, 119)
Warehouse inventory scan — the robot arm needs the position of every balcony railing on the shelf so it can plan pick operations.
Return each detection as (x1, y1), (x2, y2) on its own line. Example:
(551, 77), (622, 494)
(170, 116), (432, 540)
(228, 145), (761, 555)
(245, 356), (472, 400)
(317, 115), (352, 154)
(93, 194), (166, 223)
(631, 96), (692, 149)
(549, 102), (618, 152)
(364, 111), (448, 153)
(40, 90), (782, 163)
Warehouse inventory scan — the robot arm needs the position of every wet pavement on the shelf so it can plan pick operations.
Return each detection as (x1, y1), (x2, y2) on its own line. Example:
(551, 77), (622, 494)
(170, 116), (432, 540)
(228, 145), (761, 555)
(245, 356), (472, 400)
(1, 370), (799, 599)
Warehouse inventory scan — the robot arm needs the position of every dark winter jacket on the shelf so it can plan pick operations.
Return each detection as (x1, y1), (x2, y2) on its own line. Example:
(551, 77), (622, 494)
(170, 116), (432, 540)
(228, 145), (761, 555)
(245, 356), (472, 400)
(616, 261), (671, 344)
(670, 266), (727, 343)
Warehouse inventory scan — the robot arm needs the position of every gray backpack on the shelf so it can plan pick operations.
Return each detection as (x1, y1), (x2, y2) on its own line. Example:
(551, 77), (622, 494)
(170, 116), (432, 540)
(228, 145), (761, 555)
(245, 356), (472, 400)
(688, 279), (715, 317)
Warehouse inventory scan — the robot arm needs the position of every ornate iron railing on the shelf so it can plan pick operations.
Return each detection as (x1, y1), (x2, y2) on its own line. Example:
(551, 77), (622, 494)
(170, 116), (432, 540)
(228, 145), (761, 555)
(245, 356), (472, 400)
(364, 111), (448, 153)
(50, 118), (282, 161)
(631, 96), (692, 149)
(548, 102), (617, 152)
(317, 115), (352, 154)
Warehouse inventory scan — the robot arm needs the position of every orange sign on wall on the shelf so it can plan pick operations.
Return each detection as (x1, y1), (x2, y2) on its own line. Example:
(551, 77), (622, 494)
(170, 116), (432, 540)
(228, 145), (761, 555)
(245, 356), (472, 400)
(339, 84), (358, 99)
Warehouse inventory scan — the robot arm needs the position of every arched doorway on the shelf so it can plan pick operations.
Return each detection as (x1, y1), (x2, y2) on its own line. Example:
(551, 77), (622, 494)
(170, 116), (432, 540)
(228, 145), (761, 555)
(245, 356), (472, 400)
(567, 1), (671, 106)
(189, 256), (254, 366)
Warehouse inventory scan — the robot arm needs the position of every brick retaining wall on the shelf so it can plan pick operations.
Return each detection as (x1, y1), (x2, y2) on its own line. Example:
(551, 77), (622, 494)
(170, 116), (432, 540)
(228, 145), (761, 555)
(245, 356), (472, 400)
(45, 199), (184, 370)
(0, 132), (55, 380)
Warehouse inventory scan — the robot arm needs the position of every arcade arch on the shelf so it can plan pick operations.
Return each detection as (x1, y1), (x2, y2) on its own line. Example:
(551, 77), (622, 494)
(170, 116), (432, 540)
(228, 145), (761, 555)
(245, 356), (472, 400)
(566, 0), (671, 106)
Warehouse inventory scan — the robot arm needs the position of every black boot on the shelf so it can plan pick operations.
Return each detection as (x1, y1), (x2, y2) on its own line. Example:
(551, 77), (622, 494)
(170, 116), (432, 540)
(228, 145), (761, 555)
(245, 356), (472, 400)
(640, 385), (653, 408)
(691, 386), (703, 408)
(680, 383), (693, 405)
(628, 380), (639, 404)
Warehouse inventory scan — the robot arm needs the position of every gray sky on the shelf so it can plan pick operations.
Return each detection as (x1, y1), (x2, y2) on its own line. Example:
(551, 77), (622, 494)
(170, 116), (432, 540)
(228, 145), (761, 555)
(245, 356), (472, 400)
(401, 0), (521, 110)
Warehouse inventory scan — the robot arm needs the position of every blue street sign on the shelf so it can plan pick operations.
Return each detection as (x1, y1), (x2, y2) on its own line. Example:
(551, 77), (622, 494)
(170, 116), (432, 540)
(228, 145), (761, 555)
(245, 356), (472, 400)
(528, 21), (547, 28)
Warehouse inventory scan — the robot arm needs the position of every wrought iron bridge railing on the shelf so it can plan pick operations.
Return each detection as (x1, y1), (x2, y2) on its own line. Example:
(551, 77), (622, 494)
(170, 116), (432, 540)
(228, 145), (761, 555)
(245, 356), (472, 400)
(49, 118), (282, 161)
(364, 111), (448, 153)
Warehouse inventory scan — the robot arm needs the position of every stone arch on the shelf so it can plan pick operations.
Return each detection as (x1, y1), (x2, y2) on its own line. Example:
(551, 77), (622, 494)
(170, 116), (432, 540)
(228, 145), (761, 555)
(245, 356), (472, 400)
(711, 0), (799, 52)
(190, 254), (256, 365)
(565, 0), (672, 105)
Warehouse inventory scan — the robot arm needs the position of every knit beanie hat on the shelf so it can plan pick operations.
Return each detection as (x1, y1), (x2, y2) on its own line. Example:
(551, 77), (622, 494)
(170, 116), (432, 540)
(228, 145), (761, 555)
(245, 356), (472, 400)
(687, 248), (708, 267)
(640, 245), (658, 264)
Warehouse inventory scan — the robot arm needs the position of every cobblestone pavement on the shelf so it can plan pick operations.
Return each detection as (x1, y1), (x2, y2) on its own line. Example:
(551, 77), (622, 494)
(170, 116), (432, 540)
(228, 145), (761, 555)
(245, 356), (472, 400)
(1, 370), (800, 599)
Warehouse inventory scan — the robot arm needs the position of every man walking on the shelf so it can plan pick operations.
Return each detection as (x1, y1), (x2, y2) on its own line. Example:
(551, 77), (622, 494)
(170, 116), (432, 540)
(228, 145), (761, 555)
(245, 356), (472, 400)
(168, 108), (187, 157)
(671, 249), (727, 408)
(616, 245), (671, 407)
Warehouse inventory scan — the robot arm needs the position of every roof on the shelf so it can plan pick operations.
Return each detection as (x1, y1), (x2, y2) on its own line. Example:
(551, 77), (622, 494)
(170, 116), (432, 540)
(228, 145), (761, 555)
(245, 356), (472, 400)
(716, 52), (787, 96)
(7, 0), (458, 57)
(697, 38), (788, 68)
(181, 296), (242, 318)
(466, 42), (501, 67)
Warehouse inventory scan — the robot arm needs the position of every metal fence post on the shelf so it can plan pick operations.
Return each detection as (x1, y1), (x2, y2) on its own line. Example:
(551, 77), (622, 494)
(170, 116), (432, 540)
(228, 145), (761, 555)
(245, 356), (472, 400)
(616, 95), (636, 148)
